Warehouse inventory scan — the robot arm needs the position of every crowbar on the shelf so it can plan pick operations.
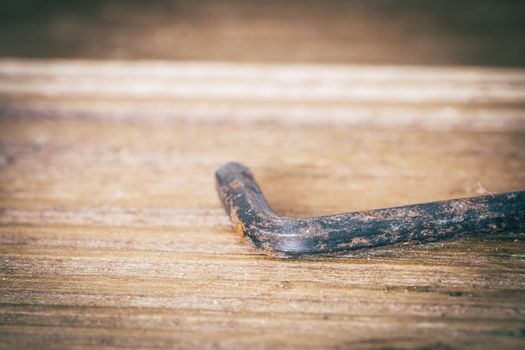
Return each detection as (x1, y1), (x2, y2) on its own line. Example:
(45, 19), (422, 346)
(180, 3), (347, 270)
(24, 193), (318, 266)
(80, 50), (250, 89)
(216, 162), (525, 257)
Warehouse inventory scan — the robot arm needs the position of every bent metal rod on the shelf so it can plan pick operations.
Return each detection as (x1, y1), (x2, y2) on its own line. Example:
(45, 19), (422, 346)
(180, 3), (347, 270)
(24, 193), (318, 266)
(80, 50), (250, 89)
(216, 162), (525, 257)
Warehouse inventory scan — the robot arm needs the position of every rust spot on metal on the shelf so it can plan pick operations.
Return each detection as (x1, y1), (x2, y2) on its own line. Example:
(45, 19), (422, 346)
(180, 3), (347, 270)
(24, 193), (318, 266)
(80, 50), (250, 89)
(215, 162), (525, 257)
(230, 210), (245, 238)
(228, 180), (240, 190)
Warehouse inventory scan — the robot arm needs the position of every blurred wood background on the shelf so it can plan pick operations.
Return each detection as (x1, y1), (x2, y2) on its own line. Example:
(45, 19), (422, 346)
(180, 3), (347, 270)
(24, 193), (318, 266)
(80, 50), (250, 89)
(1, 1), (525, 349)
(0, 0), (524, 66)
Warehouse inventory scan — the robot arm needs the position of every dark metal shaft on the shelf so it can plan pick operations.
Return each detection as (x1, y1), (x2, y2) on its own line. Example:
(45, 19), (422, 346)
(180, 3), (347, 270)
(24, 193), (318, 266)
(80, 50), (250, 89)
(215, 162), (525, 257)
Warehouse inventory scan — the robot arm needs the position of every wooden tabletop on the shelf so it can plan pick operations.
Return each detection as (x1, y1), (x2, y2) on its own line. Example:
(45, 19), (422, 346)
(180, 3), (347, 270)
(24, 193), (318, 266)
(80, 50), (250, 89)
(1, 59), (525, 349)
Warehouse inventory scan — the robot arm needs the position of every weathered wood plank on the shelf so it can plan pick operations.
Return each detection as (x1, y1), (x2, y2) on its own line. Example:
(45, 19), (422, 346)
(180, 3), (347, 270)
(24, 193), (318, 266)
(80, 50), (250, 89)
(1, 60), (525, 349)
(1, 60), (525, 132)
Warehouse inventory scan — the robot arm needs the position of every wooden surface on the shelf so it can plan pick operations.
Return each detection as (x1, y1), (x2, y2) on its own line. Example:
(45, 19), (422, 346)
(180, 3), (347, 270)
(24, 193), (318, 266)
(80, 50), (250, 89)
(1, 0), (525, 67)
(1, 60), (525, 349)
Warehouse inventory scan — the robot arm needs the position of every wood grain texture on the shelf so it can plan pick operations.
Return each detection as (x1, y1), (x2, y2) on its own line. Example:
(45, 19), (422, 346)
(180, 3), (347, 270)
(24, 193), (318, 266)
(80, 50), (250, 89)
(1, 0), (525, 67)
(1, 60), (525, 349)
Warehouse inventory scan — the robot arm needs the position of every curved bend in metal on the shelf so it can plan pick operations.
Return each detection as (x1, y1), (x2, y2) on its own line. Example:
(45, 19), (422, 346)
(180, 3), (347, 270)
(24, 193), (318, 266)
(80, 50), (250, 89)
(215, 162), (525, 257)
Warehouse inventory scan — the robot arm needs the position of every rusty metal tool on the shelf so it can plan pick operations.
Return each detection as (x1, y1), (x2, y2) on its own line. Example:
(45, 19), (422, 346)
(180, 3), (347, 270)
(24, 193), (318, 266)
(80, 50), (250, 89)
(216, 162), (525, 257)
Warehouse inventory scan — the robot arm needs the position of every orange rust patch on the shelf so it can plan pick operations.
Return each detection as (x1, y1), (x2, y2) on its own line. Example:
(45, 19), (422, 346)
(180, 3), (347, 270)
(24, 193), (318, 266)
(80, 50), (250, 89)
(230, 209), (245, 238)
(228, 180), (240, 190)
(351, 237), (369, 245)
(337, 237), (370, 248)
(315, 242), (327, 250)
(236, 224), (245, 238)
